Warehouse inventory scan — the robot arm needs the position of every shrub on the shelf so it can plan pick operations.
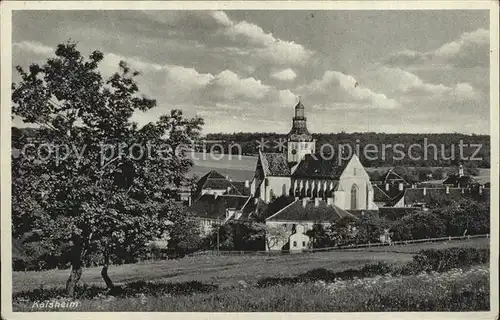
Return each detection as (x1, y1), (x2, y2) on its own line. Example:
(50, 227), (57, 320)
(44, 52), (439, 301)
(401, 247), (489, 275)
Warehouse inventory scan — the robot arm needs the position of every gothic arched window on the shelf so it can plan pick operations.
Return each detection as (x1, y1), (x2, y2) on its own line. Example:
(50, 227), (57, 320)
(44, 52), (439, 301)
(351, 184), (359, 210)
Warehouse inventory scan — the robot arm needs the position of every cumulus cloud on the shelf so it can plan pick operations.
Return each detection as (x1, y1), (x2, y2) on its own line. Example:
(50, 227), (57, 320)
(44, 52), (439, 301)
(165, 65), (214, 93)
(270, 68), (297, 81)
(384, 28), (489, 68)
(374, 66), (479, 101)
(207, 69), (270, 101)
(298, 70), (400, 109)
(211, 11), (233, 27)
(13, 41), (53, 55)
(211, 10), (314, 65)
(99, 52), (297, 125)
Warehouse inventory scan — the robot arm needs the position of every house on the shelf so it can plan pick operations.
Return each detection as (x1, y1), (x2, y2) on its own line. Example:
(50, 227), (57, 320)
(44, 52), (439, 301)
(264, 197), (358, 251)
(189, 193), (252, 235)
(189, 170), (252, 235)
(194, 170), (250, 198)
(442, 164), (479, 188)
(390, 186), (484, 208)
(250, 100), (378, 212)
(289, 225), (311, 252)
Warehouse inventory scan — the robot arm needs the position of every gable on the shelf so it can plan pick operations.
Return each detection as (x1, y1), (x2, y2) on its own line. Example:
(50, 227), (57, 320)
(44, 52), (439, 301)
(339, 155), (370, 181)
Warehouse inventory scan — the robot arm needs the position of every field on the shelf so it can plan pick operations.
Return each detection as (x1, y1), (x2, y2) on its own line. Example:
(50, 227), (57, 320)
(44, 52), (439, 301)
(16, 265), (489, 312)
(13, 237), (490, 312)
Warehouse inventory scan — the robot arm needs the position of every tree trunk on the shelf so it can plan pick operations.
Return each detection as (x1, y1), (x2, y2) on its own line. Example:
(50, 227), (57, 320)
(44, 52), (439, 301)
(66, 264), (82, 298)
(66, 234), (84, 298)
(101, 253), (114, 289)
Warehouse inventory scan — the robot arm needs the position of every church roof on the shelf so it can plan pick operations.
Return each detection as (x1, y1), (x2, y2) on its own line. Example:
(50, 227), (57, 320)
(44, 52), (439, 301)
(266, 199), (357, 222)
(295, 101), (305, 109)
(260, 152), (291, 176)
(292, 153), (348, 179)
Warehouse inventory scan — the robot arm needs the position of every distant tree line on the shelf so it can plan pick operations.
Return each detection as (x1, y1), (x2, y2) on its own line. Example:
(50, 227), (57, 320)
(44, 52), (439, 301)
(203, 132), (490, 168)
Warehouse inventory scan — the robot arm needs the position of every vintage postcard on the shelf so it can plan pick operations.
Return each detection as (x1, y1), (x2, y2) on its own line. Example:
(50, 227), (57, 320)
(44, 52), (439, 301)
(1, 1), (498, 319)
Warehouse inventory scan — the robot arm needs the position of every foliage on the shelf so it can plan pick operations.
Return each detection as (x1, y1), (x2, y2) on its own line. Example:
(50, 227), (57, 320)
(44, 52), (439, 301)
(326, 216), (358, 246)
(390, 211), (447, 241)
(305, 224), (335, 248)
(436, 199), (490, 236)
(352, 214), (391, 244)
(11, 41), (203, 291)
(402, 247), (490, 274)
(203, 221), (265, 251)
(261, 224), (289, 251)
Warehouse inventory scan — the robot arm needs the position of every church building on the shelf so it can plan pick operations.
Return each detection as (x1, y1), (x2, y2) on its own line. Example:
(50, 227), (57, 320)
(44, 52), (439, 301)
(249, 100), (378, 212)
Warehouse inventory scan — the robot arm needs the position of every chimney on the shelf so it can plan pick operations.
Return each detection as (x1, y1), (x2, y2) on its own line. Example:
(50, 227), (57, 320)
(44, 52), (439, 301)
(385, 183), (389, 191)
(445, 186), (449, 194)
(423, 187), (427, 196)
(244, 180), (249, 188)
(314, 197), (320, 207)
(226, 175), (229, 180)
(398, 183), (403, 191)
(227, 186), (231, 193)
(302, 198), (308, 208)
(459, 163), (464, 177)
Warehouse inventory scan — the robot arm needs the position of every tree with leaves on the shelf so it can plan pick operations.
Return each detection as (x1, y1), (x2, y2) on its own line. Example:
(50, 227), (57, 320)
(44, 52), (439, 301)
(12, 41), (204, 297)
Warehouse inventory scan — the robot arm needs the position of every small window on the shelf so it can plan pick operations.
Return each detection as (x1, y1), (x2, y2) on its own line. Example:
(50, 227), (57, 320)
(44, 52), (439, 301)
(293, 241), (297, 247)
(302, 241), (306, 247)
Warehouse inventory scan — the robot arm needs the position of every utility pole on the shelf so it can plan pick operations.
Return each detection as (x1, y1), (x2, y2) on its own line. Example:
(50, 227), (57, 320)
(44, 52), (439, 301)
(216, 218), (220, 256)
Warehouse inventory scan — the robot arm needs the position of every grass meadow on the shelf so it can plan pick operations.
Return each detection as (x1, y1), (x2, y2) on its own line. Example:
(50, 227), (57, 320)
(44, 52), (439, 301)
(12, 238), (490, 311)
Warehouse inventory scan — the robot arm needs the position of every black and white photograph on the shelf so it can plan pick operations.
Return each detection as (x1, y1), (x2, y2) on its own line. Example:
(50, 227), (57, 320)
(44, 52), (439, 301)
(1, 1), (498, 316)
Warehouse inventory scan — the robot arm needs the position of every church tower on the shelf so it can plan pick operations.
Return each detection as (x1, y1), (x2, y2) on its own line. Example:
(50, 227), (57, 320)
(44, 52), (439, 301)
(287, 99), (316, 163)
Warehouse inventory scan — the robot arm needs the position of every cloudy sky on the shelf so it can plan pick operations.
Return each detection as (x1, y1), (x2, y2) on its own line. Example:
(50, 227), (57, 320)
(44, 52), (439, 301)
(12, 10), (490, 134)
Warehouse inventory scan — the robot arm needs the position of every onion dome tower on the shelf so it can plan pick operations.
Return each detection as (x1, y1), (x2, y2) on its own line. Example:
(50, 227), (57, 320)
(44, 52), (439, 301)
(286, 98), (316, 163)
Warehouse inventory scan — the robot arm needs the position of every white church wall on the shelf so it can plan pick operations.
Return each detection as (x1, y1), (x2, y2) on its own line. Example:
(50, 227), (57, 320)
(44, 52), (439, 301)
(336, 155), (376, 210)
(334, 190), (346, 208)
